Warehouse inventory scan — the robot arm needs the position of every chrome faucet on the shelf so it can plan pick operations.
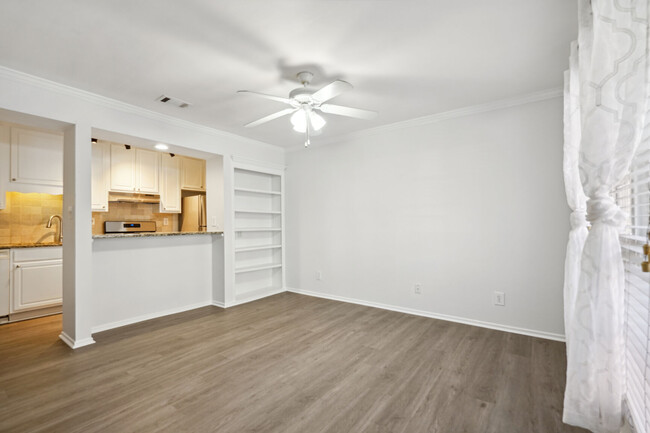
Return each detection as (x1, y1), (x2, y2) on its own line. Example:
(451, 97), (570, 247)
(46, 214), (63, 243)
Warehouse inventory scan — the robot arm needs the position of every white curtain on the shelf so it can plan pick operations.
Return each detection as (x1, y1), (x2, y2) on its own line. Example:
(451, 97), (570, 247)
(563, 1), (650, 432)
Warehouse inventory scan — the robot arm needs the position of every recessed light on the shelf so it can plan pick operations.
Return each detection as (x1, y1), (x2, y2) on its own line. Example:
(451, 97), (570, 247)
(154, 143), (169, 150)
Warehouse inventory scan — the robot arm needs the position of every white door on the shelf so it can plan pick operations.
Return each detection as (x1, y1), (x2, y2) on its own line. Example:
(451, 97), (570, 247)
(136, 149), (160, 194)
(181, 157), (205, 191)
(160, 153), (181, 212)
(10, 127), (63, 187)
(110, 143), (135, 192)
(0, 250), (9, 317)
(11, 259), (63, 312)
(91, 141), (110, 211)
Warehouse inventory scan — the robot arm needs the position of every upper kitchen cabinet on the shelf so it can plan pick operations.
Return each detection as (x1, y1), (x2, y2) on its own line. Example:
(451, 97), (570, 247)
(136, 148), (159, 194)
(10, 127), (63, 187)
(110, 143), (135, 192)
(0, 124), (63, 208)
(91, 141), (110, 212)
(181, 156), (205, 191)
(110, 144), (160, 194)
(160, 153), (181, 213)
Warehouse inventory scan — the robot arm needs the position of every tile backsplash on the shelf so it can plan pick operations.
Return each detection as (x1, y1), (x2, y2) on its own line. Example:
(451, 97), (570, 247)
(0, 192), (179, 242)
(92, 202), (178, 235)
(0, 191), (64, 245)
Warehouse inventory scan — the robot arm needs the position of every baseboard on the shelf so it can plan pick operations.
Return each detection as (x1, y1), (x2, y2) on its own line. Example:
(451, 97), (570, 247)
(287, 287), (565, 342)
(225, 287), (287, 308)
(91, 301), (213, 334)
(59, 331), (95, 349)
(8, 305), (62, 323)
(211, 301), (226, 308)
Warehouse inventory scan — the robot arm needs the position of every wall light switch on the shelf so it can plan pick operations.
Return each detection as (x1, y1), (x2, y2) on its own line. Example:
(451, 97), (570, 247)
(493, 291), (505, 306)
(91, 218), (95, 225)
(163, 217), (169, 226)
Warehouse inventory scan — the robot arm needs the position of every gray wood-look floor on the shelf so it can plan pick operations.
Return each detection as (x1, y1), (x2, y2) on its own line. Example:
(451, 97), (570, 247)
(0, 292), (586, 433)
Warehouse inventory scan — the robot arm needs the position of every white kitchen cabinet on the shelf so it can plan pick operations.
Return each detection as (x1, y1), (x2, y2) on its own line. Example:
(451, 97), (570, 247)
(91, 141), (110, 211)
(0, 125), (9, 210)
(110, 144), (160, 194)
(10, 127), (63, 187)
(11, 247), (62, 313)
(0, 250), (9, 320)
(110, 143), (135, 192)
(160, 153), (181, 213)
(136, 148), (160, 194)
(181, 157), (206, 191)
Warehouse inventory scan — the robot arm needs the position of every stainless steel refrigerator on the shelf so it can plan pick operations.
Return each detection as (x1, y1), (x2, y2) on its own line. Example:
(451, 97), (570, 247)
(181, 194), (207, 232)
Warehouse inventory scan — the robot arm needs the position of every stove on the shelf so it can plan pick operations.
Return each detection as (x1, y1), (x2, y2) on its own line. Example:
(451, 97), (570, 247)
(104, 221), (157, 233)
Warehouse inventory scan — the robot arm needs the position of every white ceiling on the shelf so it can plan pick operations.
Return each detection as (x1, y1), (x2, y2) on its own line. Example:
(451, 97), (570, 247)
(0, 1), (577, 148)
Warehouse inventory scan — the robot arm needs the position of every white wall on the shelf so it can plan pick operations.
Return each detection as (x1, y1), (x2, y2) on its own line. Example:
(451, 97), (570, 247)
(286, 96), (569, 339)
(92, 235), (216, 332)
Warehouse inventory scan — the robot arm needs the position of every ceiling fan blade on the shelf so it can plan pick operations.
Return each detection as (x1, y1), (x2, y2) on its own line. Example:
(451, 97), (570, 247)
(311, 80), (353, 103)
(237, 90), (292, 105)
(244, 108), (297, 128)
(319, 104), (378, 120)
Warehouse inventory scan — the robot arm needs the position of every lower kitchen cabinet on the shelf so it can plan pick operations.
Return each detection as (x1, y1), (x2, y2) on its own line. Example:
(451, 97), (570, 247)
(11, 247), (62, 314)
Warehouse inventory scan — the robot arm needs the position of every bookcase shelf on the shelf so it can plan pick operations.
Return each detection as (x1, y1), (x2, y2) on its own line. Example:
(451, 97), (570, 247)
(232, 165), (284, 303)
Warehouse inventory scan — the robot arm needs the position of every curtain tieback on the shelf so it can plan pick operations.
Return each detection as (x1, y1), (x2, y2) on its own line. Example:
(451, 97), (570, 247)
(586, 196), (626, 227)
(570, 209), (588, 230)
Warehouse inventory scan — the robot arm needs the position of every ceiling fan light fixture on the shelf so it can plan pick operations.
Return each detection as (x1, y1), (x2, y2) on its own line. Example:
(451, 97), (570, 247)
(291, 110), (326, 133)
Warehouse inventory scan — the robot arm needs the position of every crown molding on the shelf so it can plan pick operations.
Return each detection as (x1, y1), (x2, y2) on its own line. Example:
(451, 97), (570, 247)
(286, 87), (563, 152)
(0, 65), (280, 151)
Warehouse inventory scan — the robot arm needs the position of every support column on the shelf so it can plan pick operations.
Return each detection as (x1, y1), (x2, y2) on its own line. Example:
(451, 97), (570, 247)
(222, 155), (235, 306)
(59, 122), (94, 349)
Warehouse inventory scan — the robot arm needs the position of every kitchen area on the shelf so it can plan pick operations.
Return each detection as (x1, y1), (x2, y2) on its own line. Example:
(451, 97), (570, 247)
(0, 121), (224, 327)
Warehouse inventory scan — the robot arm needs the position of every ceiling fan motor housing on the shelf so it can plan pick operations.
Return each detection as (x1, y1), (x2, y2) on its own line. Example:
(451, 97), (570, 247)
(289, 87), (315, 104)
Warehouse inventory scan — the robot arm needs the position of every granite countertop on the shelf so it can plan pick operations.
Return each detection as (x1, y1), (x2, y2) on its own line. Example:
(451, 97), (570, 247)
(93, 231), (223, 239)
(0, 242), (62, 249)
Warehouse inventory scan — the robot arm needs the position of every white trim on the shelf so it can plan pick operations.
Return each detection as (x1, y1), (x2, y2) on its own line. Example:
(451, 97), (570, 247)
(0, 65), (279, 151)
(287, 87), (564, 151)
(59, 332), (95, 349)
(231, 155), (286, 173)
(225, 287), (286, 308)
(287, 287), (566, 342)
(90, 301), (212, 334)
(211, 301), (226, 308)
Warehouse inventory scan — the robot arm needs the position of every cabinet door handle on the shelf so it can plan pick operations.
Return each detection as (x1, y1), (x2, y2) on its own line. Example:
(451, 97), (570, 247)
(11, 178), (16, 181)
(15, 264), (20, 268)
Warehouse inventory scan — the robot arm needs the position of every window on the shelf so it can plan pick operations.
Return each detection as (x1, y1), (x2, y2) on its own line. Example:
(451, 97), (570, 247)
(615, 145), (650, 433)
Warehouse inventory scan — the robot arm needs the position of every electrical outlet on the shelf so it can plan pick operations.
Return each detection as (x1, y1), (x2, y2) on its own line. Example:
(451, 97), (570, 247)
(315, 271), (322, 281)
(163, 217), (169, 226)
(414, 283), (422, 295)
(91, 217), (95, 225)
(493, 291), (505, 306)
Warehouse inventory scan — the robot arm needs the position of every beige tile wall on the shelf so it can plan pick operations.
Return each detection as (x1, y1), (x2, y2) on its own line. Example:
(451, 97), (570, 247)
(92, 202), (179, 235)
(0, 192), (64, 245)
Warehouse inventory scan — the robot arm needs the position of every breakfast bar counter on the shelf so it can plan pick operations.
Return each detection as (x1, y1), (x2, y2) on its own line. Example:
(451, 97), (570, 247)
(92, 231), (223, 239)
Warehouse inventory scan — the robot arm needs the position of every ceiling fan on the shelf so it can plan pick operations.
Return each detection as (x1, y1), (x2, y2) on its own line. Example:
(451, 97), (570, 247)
(238, 71), (377, 147)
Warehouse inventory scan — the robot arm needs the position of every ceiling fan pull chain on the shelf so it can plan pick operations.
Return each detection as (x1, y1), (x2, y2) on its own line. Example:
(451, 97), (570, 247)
(305, 113), (311, 147)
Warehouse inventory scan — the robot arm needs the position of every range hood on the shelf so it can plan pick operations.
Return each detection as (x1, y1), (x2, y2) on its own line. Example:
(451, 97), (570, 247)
(108, 192), (160, 204)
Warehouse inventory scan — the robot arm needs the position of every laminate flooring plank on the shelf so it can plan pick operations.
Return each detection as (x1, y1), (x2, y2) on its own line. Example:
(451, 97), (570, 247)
(0, 292), (588, 433)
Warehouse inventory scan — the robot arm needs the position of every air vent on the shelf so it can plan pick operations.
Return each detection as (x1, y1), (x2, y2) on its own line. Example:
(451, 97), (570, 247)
(157, 94), (191, 108)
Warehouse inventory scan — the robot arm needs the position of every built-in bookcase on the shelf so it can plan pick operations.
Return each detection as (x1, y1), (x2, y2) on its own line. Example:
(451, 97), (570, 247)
(232, 165), (284, 302)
